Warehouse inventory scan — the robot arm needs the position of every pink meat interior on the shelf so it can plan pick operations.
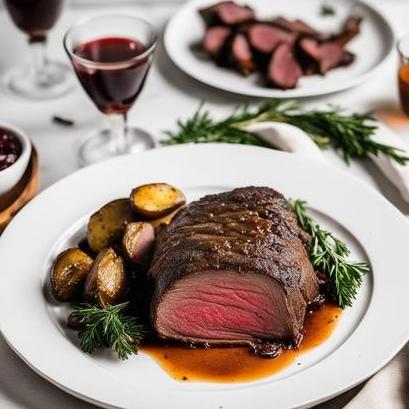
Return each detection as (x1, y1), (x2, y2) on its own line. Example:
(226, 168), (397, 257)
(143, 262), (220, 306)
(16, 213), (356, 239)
(155, 270), (292, 343)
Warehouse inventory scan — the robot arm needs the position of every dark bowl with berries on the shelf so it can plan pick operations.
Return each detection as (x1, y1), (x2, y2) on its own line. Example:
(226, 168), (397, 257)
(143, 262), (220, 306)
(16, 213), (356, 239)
(0, 123), (31, 195)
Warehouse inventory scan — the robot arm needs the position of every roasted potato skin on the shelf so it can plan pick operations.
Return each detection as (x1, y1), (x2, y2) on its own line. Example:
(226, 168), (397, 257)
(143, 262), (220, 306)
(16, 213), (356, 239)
(130, 183), (186, 219)
(87, 198), (136, 253)
(122, 222), (155, 267)
(150, 206), (185, 230)
(84, 247), (126, 307)
(51, 248), (93, 302)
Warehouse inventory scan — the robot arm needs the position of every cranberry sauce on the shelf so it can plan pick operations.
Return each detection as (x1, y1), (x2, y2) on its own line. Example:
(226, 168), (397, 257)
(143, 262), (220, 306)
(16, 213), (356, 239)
(0, 128), (22, 172)
(4, 0), (64, 40)
(72, 37), (151, 115)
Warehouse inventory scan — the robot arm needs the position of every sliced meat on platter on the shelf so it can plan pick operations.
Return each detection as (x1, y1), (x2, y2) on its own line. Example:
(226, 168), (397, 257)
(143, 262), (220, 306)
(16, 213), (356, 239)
(268, 43), (302, 89)
(230, 33), (255, 75)
(298, 37), (351, 75)
(331, 16), (362, 47)
(199, 1), (255, 26)
(247, 23), (295, 54)
(198, 1), (362, 89)
(270, 16), (319, 37)
(203, 26), (232, 58)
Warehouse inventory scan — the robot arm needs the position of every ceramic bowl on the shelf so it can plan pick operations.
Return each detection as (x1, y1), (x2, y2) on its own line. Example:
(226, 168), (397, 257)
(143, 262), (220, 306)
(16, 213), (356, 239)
(0, 121), (32, 196)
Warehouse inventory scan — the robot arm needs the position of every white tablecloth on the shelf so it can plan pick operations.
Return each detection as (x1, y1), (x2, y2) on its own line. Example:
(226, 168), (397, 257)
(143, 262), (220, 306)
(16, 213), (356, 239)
(0, 1), (407, 408)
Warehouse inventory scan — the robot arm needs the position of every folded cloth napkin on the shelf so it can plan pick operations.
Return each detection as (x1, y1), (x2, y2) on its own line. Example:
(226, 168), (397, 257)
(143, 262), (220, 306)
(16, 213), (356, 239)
(246, 122), (326, 163)
(246, 121), (409, 409)
(246, 121), (409, 203)
(370, 122), (409, 203)
(317, 344), (408, 409)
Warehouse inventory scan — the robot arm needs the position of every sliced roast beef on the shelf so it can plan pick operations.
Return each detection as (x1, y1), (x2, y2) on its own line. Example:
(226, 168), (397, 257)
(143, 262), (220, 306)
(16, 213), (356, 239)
(203, 26), (232, 59)
(199, 1), (255, 26)
(230, 33), (255, 75)
(270, 17), (319, 37)
(150, 187), (319, 346)
(339, 50), (355, 67)
(198, 1), (362, 89)
(267, 43), (302, 89)
(247, 23), (295, 54)
(331, 16), (362, 46)
(299, 37), (352, 75)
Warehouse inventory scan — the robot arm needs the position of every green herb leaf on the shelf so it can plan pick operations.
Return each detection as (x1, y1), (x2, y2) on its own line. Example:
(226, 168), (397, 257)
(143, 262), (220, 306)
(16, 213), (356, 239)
(291, 199), (370, 308)
(161, 100), (409, 166)
(71, 302), (145, 360)
(320, 4), (336, 16)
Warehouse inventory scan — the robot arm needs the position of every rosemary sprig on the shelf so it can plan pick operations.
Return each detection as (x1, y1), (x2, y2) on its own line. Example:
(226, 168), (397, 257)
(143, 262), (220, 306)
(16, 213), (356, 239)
(291, 199), (370, 308)
(162, 100), (409, 165)
(163, 103), (269, 147)
(71, 302), (145, 360)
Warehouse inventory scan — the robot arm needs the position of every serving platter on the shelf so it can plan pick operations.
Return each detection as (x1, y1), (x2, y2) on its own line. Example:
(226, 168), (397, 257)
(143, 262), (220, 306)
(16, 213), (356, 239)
(0, 144), (408, 409)
(164, 0), (394, 98)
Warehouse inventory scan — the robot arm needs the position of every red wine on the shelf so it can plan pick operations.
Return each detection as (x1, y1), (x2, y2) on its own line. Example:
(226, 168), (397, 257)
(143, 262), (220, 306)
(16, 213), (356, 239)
(0, 129), (21, 172)
(72, 37), (152, 115)
(4, 0), (63, 39)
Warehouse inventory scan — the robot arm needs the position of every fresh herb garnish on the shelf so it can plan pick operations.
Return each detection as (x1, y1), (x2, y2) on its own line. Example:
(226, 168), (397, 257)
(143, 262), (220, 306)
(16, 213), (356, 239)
(163, 103), (269, 147)
(71, 302), (145, 360)
(291, 199), (370, 308)
(162, 100), (409, 165)
(320, 4), (336, 16)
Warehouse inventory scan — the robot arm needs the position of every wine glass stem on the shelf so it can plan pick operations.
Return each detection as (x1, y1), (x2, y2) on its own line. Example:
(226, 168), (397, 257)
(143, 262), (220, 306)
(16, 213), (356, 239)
(29, 38), (49, 86)
(110, 113), (128, 154)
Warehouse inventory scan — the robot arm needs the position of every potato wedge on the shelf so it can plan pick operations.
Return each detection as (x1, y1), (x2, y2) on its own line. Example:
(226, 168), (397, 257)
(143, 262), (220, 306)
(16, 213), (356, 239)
(150, 206), (185, 230)
(84, 247), (126, 307)
(87, 198), (135, 253)
(51, 248), (93, 302)
(130, 183), (186, 219)
(122, 222), (155, 266)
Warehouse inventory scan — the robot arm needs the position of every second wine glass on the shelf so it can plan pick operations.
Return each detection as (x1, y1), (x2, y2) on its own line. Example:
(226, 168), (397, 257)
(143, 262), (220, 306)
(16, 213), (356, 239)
(64, 15), (156, 166)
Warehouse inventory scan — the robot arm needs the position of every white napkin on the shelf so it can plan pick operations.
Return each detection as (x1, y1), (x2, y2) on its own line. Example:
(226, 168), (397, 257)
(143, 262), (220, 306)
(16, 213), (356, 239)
(246, 122), (326, 163)
(246, 121), (409, 204)
(343, 344), (408, 409)
(318, 344), (408, 409)
(370, 122), (409, 203)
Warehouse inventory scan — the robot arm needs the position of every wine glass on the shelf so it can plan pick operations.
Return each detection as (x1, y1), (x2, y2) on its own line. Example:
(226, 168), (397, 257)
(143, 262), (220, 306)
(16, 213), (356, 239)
(3, 0), (74, 99)
(64, 15), (156, 166)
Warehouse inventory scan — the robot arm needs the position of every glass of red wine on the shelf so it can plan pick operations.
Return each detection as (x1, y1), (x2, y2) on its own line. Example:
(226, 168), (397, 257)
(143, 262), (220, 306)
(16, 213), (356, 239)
(3, 0), (73, 99)
(64, 15), (156, 166)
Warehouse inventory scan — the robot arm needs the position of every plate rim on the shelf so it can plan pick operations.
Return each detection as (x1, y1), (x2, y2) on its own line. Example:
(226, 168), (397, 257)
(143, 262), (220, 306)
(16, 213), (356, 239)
(0, 144), (408, 409)
(164, 0), (395, 98)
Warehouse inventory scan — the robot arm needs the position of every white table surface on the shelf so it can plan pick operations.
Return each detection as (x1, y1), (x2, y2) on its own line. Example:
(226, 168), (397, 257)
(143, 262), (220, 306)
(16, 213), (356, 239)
(0, 1), (408, 408)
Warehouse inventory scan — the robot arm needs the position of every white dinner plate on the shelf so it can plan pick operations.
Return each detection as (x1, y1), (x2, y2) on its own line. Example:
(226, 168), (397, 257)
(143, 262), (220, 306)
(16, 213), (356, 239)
(0, 144), (408, 409)
(164, 0), (394, 98)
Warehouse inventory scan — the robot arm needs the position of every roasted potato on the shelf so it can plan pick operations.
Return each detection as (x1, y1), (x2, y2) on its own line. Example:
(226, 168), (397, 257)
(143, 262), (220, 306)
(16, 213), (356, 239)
(51, 248), (93, 302)
(130, 183), (186, 219)
(87, 199), (136, 253)
(150, 206), (185, 230)
(122, 222), (155, 266)
(84, 247), (126, 307)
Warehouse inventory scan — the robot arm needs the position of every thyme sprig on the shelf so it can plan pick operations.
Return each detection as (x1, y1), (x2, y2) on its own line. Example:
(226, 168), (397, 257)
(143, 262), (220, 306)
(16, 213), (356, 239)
(291, 199), (370, 308)
(162, 100), (409, 165)
(71, 302), (145, 360)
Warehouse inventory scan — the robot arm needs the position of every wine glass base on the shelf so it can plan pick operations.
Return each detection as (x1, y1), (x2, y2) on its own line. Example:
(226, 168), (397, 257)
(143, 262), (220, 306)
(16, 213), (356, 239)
(77, 127), (156, 167)
(3, 60), (75, 100)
